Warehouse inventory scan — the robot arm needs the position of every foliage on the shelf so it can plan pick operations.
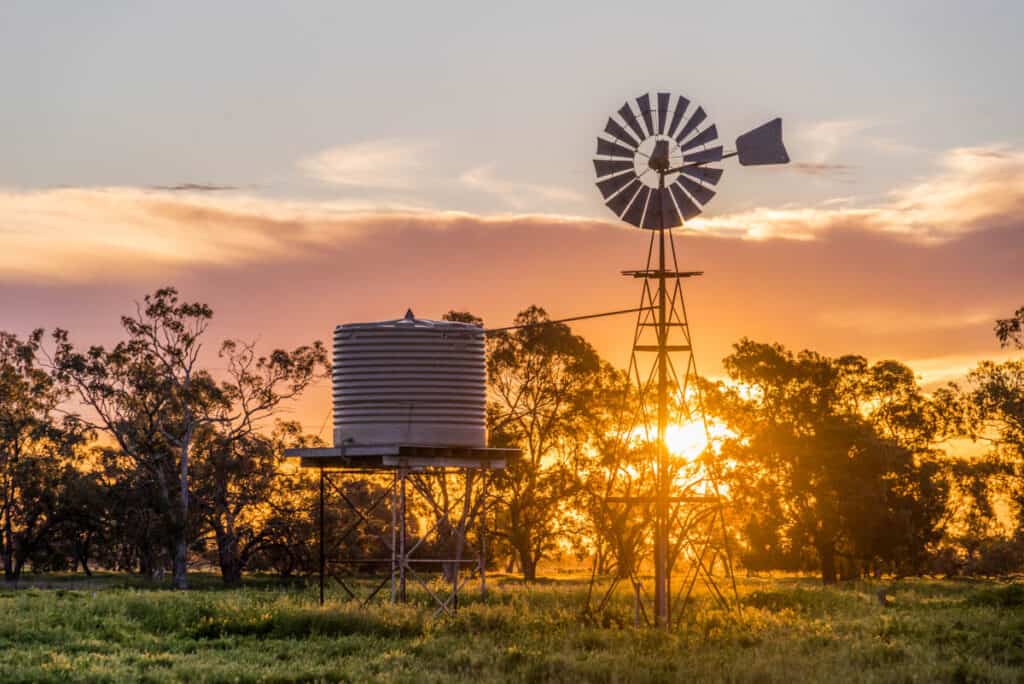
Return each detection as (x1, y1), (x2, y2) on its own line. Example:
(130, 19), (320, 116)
(190, 338), (328, 585)
(0, 330), (91, 581)
(486, 306), (602, 580)
(706, 340), (950, 583)
(995, 306), (1024, 350)
(48, 287), (326, 587)
(52, 287), (215, 589)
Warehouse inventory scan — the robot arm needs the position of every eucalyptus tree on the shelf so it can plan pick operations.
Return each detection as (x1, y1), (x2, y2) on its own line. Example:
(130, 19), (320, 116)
(0, 330), (88, 581)
(957, 305), (1024, 554)
(486, 306), (602, 580)
(705, 340), (948, 583)
(53, 287), (214, 589)
(191, 339), (328, 585)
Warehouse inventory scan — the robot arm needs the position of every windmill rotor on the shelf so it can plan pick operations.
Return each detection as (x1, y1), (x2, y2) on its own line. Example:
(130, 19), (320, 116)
(594, 91), (789, 229)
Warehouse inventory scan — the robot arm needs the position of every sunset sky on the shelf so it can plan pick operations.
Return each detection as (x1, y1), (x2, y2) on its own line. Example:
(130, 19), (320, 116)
(2, 1), (1023, 437)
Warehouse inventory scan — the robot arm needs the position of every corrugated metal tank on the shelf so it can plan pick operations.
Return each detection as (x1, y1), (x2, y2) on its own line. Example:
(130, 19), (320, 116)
(333, 310), (486, 448)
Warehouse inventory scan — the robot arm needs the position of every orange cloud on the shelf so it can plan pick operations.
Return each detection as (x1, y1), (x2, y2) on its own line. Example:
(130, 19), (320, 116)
(0, 186), (603, 283)
(692, 146), (1024, 242)
(1, 145), (1022, 285)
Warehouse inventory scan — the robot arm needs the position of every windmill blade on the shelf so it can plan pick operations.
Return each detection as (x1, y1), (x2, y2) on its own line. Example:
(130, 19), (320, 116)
(636, 94), (655, 137)
(596, 137), (635, 159)
(736, 117), (790, 165)
(675, 106), (707, 144)
(678, 125), (719, 153)
(683, 146), (723, 165)
(593, 158), (634, 178)
(622, 186), (651, 227)
(641, 187), (682, 229)
(667, 95), (690, 138)
(606, 179), (642, 216)
(677, 176), (716, 205)
(596, 169), (638, 199)
(669, 182), (702, 221)
(679, 165), (723, 186)
(604, 118), (639, 149)
(615, 106), (646, 147)
(656, 93), (671, 134)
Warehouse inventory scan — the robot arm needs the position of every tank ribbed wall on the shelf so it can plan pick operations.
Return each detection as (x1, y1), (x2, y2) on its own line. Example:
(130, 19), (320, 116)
(332, 313), (486, 448)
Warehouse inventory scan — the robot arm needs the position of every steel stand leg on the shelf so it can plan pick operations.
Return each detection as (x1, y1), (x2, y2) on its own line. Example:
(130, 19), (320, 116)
(319, 466), (325, 607)
(480, 471), (489, 600)
(399, 466), (407, 603)
(391, 470), (398, 603)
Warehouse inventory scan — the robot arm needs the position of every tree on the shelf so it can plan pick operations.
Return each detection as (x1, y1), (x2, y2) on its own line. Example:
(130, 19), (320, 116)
(706, 340), (948, 583)
(53, 287), (214, 589)
(996, 307), (1024, 350)
(962, 354), (1024, 542)
(486, 306), (601, 580)
(0, 330), (89, 581)
(192, 335), (327, 586)
(557, 360), (646, 581)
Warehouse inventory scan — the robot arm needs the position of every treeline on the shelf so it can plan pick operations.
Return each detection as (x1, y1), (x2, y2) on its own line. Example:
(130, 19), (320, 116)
(2, 290), (1023, 586)
(1, 289), (332, 586)
(473, 305), (1024, 584)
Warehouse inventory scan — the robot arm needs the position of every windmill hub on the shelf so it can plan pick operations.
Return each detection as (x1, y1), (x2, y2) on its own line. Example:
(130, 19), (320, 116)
(647, 139), (672, 173)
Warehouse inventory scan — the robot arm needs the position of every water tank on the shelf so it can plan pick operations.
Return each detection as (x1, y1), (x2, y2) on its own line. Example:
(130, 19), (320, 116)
(333, 310), (486, 448)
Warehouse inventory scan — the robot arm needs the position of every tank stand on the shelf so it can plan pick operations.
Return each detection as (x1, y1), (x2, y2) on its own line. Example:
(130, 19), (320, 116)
(316, 463), (495, 617)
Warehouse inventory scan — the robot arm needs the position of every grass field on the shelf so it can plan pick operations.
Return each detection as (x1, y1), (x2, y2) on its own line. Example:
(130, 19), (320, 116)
(1, 573), (1023, 683)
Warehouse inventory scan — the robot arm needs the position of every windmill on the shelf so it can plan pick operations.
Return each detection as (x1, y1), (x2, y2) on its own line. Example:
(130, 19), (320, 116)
(591, 92), (789, 628)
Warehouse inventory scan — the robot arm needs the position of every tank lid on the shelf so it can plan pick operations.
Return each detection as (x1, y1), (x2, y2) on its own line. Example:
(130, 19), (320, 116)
(337, 309), (483, 332)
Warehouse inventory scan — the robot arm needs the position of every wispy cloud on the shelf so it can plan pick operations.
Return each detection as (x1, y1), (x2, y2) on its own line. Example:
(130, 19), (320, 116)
(147, 183), (239, 192)
(905, 351), (1020, 387)
(817, 308), (997, 334)
(299, 139), (437, 189)
(692, 145), (1024, 243)
(458, 163), (584, 209)
(790, 162), (855, 177)
(799, 119), (872, 164)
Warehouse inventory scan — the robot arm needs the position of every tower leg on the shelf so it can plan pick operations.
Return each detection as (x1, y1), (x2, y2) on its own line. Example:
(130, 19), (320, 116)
(319, 466), (325, 607)
(391, 470), (398, 603)
(480, 471), (489, 600)
(654, 179), (671, 628)
(399, 466), (407, 603)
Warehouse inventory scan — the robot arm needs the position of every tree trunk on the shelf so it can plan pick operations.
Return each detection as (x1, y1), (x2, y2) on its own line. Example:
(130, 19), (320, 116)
(173, 439), (190, 590)
(216, 528), (243, 587)
(13, 552), (26, 580)
(818, 542), (837, 585)
(2, 501), (14, 582)
(172, 535), (188, 590)
(520, 552), (537, 581)
(77, 535), (93, 577)
(512, 535), (538, 581)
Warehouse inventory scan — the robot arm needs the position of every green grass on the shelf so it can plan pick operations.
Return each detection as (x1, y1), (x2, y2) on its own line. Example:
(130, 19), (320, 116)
(1, 573), (1022, 683)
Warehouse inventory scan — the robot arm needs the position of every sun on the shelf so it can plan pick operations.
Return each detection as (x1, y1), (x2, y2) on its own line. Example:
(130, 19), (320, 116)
(664, 421), (709, 460)
(664, 419), (734, 460)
